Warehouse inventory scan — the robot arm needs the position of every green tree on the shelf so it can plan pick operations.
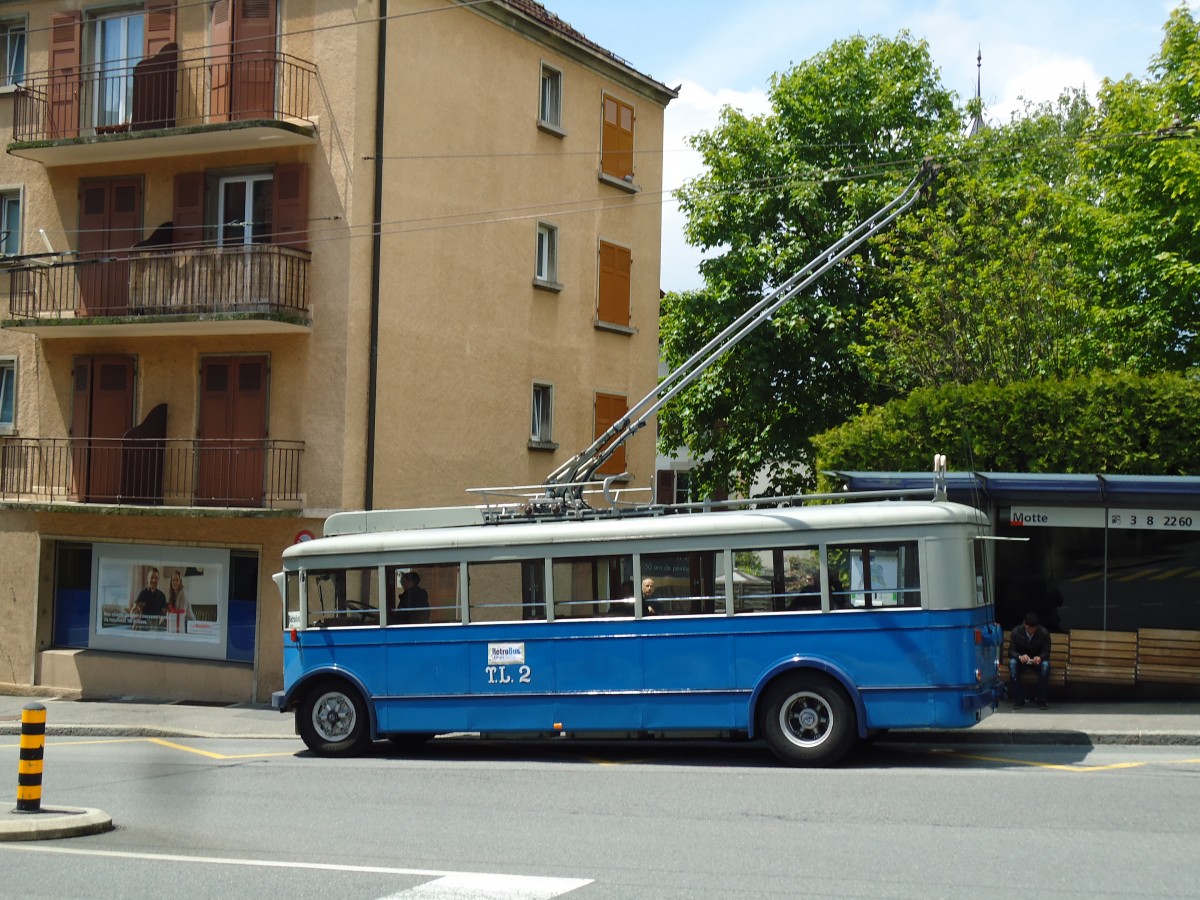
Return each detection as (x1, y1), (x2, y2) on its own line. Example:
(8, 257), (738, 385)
(1084, 5), (1200, 371)
(661, 33), (960, 496)
(811, 372), (1200, 488)
(861, 90), (1132, 391)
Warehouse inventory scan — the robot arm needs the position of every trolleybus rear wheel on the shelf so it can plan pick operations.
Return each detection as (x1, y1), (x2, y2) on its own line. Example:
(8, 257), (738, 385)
(761, 674), (856, 767)
(298, 680), (371, 756)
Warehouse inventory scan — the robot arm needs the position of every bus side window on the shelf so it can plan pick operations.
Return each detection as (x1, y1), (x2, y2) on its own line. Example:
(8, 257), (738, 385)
(551, 554), (634, 618)
(642, 550), (724, 615)
(468, 560), (546, 623)
(827, 542), (921, 610)
(306, 567), (380, 627)
(385, 563), (462, 625)
(732, 547), (818, 613)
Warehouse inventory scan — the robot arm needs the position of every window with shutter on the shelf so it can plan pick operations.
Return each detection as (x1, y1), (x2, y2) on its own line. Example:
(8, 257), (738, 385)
(600, 94), (634, 180)
(593, 392), (627, 476)
(597, 240), (631, 328)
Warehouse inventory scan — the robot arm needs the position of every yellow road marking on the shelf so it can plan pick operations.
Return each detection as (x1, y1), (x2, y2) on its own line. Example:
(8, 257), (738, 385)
(0, 736), (295, 760)
(937, 749), (1146, 772)
(147, 738), (297, 759)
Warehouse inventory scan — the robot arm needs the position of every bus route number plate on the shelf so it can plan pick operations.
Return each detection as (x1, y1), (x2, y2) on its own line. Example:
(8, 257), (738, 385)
(486, 642), (531, 685)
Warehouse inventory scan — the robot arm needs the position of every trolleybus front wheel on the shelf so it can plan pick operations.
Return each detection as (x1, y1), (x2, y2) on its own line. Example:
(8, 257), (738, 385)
(761, 674), (856, 767)
(298, 680), (371, 756)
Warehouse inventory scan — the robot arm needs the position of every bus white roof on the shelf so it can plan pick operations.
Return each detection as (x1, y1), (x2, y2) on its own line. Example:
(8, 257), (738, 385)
(284, 501), (987, 562)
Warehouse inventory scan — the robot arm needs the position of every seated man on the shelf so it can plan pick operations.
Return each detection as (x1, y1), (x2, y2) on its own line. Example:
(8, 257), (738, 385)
(1009, 613), (1052, 709)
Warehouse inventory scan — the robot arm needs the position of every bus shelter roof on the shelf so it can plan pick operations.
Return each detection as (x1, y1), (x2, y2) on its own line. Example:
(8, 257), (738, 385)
(831, 472), (1200, 507)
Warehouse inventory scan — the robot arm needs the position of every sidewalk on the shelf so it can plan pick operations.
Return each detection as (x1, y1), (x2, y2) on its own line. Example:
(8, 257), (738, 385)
(2, 693), (1198, 745)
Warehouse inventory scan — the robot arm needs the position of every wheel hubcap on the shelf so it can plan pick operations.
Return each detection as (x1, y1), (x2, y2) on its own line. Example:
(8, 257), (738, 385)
(313, 691), (355, 742)
(780, 691), (832, 748)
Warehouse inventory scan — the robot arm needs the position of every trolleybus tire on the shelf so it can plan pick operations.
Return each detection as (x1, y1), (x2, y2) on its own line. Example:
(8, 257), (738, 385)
(297, 680), (371, 756)
(761, 673), (856, 767)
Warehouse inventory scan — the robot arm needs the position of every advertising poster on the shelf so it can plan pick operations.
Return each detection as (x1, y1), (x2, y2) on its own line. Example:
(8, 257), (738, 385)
(91, 543), (230, 660)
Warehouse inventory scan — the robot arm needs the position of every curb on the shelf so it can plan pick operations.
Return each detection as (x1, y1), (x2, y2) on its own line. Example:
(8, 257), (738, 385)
(0, 806), (113, 842)
(0, 725), (296, 740)
(884, 729), (1200, 746)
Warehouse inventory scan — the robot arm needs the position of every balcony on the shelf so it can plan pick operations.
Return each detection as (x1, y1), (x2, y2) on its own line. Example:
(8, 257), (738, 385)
(3, 245), (311, 336)
(8, 48), (317, 166)
(0, 435), (303, 510)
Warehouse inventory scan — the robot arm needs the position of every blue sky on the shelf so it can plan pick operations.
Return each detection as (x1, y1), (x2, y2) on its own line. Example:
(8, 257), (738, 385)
(543, 0), (1196, 291)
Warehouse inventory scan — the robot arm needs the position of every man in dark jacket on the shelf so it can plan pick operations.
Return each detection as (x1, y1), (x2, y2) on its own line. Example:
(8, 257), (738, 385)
(1009, 612), (1052, 709)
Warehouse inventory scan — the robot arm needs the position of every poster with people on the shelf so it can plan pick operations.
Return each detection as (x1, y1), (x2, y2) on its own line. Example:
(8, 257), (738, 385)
(92, 544), (229, 660)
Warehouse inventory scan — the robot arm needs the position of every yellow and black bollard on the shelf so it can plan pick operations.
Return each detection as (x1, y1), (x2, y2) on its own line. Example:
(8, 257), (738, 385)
(16, 703), (46, 813)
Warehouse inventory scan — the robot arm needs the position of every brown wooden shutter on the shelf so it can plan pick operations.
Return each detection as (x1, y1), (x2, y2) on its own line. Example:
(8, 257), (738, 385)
(48, 11), (81, 139)
(78, 183), (110, 316)
(232, 0), (277, 119)
(601, 94), (634, 180)
(173, 172), (205, 246)
(71, 356), (136, 501)
(110, 179), (144, 250)
(272, 163), (308, 249)
(597, 241), (631, 326)
(198, 355), (268, 505)
(594, 392), (628, 476)
(144, 0), (177, 56)
(656, 470), (673, 505)
(210, 0), (232, 122)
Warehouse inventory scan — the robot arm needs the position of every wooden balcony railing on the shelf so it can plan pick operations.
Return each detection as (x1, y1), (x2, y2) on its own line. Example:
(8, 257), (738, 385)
(0, 436), (303, 509)
(7, 245), (311, 322)
(12, 48), (316, 142)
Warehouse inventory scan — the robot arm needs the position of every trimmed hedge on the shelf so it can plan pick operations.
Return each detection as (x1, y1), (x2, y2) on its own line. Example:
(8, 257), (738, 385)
(812, 372), (1200, 489)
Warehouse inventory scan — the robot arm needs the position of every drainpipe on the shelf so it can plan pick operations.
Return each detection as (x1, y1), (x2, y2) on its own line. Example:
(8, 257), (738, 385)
(365, 0), (387, 510)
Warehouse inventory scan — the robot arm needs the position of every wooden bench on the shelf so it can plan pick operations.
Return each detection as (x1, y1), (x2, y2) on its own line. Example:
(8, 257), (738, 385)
(1137, 628), (1200, 684)
(1001, 630), (1067, 688)
(1066, 629), (1137, 685)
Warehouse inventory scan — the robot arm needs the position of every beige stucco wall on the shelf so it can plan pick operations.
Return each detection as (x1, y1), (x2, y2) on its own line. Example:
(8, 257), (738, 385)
(370, 0), (668, 509)
(0, 0), (671, 700)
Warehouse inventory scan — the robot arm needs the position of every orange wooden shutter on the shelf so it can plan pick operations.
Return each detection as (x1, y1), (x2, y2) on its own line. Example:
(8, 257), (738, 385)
(593, 392), (628, 476)
(210, 0), (232, 122)
(272, 163), (308, 249)
(597, 241), (631, 326)
(601, 94), (634, 180)
(232, 0), (277, 119)
(48, 11), (81, 139)
(145, 0), (177, 56)
(173, 172), (206, 246)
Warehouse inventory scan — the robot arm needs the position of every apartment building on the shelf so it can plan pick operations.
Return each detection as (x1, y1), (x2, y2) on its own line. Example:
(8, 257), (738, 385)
(0, 0), (675, 701)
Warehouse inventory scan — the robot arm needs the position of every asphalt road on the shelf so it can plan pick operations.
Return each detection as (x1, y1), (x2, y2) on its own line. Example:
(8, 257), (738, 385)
(2, 736), (1199, 898)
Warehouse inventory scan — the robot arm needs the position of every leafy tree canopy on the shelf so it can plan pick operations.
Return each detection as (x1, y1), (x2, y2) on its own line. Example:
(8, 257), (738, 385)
(661, 32), (959, 496)
(662, 8), (1200, 495)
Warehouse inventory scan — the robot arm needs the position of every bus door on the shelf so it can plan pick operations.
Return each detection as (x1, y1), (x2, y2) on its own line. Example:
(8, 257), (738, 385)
(639, 549), (738, 730)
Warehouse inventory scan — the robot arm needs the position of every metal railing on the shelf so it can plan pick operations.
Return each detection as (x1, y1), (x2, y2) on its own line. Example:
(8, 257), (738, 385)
(7, 245), (311, 321)
(0, 437), (303, 509)
(12, 49), (316, 142)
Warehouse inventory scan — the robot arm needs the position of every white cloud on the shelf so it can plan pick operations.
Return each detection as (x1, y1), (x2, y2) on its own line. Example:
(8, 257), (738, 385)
(660, 81), (773, 292)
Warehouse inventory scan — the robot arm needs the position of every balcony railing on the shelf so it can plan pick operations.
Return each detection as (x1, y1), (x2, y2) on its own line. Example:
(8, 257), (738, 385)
(12, 48), (316, 143)
(7, 245), (311, 323)
(0, 437), (303, 509)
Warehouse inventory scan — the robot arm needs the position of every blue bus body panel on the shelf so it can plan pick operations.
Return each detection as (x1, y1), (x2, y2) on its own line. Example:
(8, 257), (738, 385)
(282, 606), (1001, 739)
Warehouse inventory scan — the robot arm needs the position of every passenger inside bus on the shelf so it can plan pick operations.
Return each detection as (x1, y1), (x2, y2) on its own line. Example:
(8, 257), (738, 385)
(393, 571), (430, 624)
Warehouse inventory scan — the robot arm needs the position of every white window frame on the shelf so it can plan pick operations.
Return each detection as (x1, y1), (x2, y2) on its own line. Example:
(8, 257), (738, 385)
(530, 383), (555, 448)
(217, 173), (273, 247)
(0, 17), (26, 89)
(88, 7), (146, 129)
(534, 221), (560, 290)
(0, 188), (20, 257)
(537, 63), (566, 137)
(0, 356), (16, 435)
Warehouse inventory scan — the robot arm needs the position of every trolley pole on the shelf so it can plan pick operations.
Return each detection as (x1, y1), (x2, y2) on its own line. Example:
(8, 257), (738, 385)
(15, 703), (46, 813)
